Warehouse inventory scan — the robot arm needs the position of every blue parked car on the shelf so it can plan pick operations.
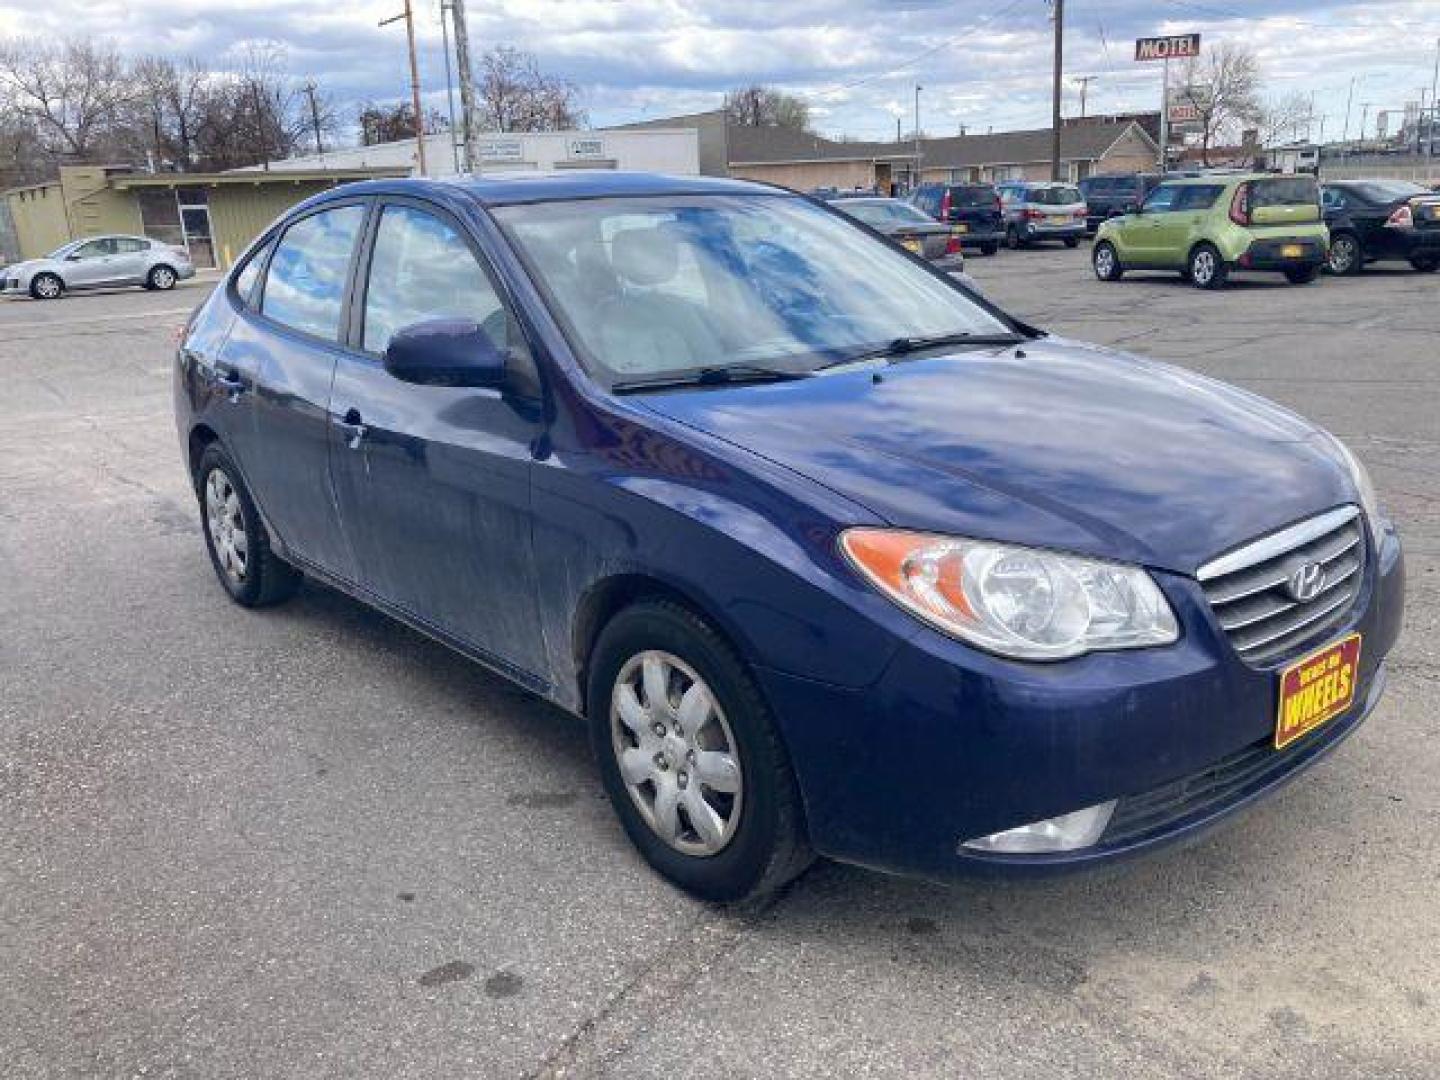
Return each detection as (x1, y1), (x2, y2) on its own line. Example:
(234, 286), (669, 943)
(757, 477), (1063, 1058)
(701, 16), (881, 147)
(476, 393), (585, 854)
(176, 172), (1403, 902)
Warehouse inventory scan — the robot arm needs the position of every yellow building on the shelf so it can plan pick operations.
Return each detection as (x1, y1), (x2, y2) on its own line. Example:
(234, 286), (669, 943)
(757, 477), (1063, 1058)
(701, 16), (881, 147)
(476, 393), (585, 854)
(2, 164), (408, 269)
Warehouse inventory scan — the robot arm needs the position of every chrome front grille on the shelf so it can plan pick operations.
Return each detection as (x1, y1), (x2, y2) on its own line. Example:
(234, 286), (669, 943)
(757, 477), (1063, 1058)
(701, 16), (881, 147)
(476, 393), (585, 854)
(1198, 507), (1366, 667)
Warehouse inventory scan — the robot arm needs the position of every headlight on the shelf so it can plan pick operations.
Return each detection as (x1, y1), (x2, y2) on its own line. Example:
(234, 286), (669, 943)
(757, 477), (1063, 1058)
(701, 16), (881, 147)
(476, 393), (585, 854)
(1328, 435), (1382, 541)
(840, 529), (1179, 661)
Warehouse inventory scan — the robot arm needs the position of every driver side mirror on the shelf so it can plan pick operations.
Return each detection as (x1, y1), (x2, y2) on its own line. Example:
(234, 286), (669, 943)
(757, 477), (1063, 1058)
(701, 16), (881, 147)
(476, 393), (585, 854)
(383, 318), (508, 389)
(65, 252), (83, 261)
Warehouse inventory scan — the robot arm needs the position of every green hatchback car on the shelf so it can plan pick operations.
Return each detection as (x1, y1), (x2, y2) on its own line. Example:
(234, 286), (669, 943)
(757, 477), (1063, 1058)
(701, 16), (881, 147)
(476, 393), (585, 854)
(1093, 174), (1329, 289)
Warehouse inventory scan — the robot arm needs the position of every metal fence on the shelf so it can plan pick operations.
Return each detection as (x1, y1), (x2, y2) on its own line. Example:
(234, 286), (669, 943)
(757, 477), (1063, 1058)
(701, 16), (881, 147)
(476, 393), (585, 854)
(1318, 154), (1440, 185)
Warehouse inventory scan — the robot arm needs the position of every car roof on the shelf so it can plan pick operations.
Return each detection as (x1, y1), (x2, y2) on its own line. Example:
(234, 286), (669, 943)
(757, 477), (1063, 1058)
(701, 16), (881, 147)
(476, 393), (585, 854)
(317, 170), (781, 209)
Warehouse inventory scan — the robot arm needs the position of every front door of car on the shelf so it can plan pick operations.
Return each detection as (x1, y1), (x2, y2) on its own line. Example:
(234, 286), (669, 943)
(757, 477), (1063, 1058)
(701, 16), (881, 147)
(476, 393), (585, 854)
(1124, 185), (1180, 262)
(328, 199), (548, 678)
(64, 238), (120, 286)
(234, 200), (370, 580)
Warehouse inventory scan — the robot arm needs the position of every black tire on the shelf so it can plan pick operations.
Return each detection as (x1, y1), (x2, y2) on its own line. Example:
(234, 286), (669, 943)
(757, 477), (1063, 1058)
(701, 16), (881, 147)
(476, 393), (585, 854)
(587, 599), (812, 904)
(29, 272), (63, 300)
(1409, 255), (1440, 273)
(979, 242), (999, 256)
(146, 264), (178, 291)
(194, 443), (300, 607)
(1326, 233), (1362, 275)
(1285, 265), (1319, 285)
(1005, 225), (1023, 250)
(1063, 237), (1080, 248)
(1188, 243), (1228, 289)
(1092, 241), (1124, 281)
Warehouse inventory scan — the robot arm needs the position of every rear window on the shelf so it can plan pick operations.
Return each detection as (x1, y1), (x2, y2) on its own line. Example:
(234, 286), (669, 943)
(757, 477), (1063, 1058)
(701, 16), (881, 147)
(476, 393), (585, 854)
(1353, 180), (1431, 203)
(945, 186), (995, 207)
(1082, 176), (1138, 195)
(838, 201), (935, 228)
(1028, 186), (1083, 206)
(1249, 177), (1318, 208)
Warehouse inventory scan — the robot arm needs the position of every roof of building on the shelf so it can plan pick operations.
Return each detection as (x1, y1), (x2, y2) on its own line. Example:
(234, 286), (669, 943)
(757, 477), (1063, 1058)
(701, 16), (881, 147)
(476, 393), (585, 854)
(726, 125), (917, 165)
(111, 167), (410, 189)
(604, 109), (728, 132)
(920, 122), (1157, 168)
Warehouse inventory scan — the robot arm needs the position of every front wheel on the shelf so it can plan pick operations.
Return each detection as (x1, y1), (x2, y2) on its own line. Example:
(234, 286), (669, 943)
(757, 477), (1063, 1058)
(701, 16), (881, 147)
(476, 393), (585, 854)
(1285, 265), (1320, 285)
(30, 272), (62, 300)
(1188, 244), (1228, 289)
(588, 600), (811, 904)
(1092, 241), (1124, 281)
(1409, 255), (1440, 273)
(1063, 237), (1080, 249)
(146, 265), (178, 290)
(979, 242), (999, 256)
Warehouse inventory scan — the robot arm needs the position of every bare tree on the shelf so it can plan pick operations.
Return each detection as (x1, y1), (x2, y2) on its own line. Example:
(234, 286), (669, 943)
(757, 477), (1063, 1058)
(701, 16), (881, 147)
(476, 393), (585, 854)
(130, 56), (213, 169)
(1174, 42), (1263, 165)
(0, 38), (134, 162)
(357, 100), (445, 146)
(477, 46), (586, 132)
(724, 85), (811, 130)
(1257, 91), (1312, 150)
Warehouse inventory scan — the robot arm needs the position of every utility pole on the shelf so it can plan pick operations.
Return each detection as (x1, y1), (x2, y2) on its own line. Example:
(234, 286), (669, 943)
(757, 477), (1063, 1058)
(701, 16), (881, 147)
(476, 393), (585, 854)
(913, 84), (923, 190)
(250, 81), (269, 171)
(452, 0), (481, 174)
(895, 115), (901, 143)
(1340, 75), (1357, 166)
(1430, 36), (1440, 158)
(1359, 102), (1375, 154)
(1072, 75), (1097, 119)
(439, 1), (462, 173)
(1050, 0), (1064, 181)
(302, 81), (325, 157)
(380, 0), (428, 177)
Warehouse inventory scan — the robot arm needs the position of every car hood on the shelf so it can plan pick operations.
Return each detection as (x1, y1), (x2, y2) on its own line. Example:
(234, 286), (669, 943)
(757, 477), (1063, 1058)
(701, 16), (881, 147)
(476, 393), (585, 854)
(4, 259), (41, 275)
(637, 339), (1354, 574)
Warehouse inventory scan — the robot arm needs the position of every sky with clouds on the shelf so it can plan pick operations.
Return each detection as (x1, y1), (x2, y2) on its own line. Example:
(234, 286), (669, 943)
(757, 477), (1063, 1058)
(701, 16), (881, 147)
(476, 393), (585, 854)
(1, 0), (1437, 143)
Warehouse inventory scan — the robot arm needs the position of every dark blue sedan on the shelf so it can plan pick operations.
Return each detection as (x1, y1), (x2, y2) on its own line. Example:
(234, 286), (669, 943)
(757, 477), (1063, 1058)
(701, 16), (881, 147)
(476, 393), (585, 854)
(175, 172), (1404, 902)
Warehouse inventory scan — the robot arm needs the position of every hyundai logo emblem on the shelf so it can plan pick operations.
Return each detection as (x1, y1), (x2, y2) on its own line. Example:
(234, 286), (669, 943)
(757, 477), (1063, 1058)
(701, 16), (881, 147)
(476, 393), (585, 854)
(1287, 561), (1326, 603)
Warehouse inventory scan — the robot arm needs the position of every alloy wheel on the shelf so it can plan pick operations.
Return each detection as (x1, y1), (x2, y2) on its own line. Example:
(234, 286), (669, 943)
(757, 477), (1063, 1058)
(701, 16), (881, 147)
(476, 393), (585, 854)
(610, 650), (743, 857)
(1094, 245), (1116, 278)
(153, 267), (176, 289)
(1328, 236), (1357, 275)
(34, 276), (60, 299)
(1191, 249), (1216, 286)
(205, 468), (248, 584)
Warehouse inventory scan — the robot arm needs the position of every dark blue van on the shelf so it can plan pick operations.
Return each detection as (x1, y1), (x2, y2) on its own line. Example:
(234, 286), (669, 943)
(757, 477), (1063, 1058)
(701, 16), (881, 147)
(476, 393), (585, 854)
(910, 182), (1005, 254)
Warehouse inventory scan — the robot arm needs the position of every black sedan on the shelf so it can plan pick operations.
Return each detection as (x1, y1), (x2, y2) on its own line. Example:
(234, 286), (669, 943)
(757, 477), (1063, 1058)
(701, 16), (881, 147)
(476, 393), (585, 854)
(829, 197), (977, 288)
(1321, 179), (1440, 275)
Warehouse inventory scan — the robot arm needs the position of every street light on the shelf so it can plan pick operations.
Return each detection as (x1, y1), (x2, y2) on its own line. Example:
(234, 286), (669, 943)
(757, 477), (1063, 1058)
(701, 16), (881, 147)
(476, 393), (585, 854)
(913, 84), (923, 191)
(380, 0), (428, 177)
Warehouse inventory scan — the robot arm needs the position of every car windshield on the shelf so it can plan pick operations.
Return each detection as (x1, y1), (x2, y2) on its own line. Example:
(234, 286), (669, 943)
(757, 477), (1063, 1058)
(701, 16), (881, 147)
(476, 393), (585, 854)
(1250, 177), (1318, 207)
(1353, 180), (1431, 202)
(836, 200), (934, 228)
(1082, 176), (1137, 195)
(495, 194), (1009, 384)
(1027, 186), (1083, 205)
(45, 242), (78, 259)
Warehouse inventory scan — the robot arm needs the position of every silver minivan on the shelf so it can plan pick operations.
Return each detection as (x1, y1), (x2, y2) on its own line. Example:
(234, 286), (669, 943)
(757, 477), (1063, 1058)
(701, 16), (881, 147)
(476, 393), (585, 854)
(996, 182), (1088, 249)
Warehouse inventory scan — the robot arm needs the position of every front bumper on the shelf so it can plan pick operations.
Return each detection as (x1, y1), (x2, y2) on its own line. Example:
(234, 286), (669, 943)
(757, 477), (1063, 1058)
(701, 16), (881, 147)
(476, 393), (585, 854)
(758, 522), (1404, 883)
(1236, 237), (1327, 272)
(1022, 222), (1086, 241)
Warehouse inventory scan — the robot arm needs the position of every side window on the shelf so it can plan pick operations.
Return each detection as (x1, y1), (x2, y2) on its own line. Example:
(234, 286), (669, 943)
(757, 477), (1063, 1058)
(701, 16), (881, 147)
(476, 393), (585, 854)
(1175, 185), (1223, 211)
(1321, 188), (1347, 212)
(1142, 185), (1180, 213)
(115, 238), (147, 254)
(262, 204), (367, 342)
(232, 236), (275, 308)
(73, 239), (112, 259)
(362, 204), (528, 363)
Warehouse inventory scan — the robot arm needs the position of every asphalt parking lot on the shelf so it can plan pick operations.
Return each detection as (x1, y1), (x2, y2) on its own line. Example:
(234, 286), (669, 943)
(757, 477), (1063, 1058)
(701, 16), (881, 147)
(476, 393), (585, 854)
(2, 251), (1437, 1080)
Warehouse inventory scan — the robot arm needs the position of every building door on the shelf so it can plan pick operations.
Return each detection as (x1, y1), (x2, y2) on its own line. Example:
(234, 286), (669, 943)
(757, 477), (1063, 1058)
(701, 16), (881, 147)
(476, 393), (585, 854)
(179, 202), (216, 269)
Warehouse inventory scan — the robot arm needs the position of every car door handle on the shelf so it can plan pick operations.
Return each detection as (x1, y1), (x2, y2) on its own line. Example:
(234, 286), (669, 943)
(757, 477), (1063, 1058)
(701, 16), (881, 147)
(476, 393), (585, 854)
(213, 368), (246, 399)
(333, 409), (367, 449)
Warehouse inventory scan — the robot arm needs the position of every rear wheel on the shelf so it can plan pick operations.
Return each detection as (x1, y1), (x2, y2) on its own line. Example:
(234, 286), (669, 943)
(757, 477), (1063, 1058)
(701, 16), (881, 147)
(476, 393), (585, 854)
(588, 600), (811, 904)
(1285, 265), (1319, 285)
(1005, 225), (1023, 250)
(1188, 244), (1227, 289)
(1326, 233), (1362, 275)
(1409, 254), (1440, 272)
(30, 272), (62, 300)
(1092, 241), (1124, 281)
(1063, 237), (1080, 249)
(195, 444), (300, 607)
(979, 242), (999, 256)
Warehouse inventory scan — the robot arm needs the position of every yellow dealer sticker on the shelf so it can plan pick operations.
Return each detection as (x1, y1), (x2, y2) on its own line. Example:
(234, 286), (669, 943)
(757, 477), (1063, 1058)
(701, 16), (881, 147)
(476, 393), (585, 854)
(1275, 633), (1361, 750)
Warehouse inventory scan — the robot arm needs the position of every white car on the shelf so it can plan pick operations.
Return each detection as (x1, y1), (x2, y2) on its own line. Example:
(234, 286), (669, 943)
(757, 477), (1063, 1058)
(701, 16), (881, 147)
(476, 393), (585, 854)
(1, 234), (195, 300)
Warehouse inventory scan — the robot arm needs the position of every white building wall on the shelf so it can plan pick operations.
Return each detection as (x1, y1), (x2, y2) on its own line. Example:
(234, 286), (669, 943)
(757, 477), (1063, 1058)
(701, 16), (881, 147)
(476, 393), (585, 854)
(261, 129), (700, 177)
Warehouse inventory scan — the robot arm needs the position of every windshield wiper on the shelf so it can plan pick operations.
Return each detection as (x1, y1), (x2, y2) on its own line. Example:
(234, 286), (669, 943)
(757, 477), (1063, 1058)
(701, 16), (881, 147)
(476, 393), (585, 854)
(818, 331), (1025, 370)
(611, 363), (812, 394)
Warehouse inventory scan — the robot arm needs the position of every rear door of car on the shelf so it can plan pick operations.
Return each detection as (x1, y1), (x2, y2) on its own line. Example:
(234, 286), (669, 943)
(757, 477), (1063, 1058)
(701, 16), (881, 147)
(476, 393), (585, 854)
(111, 237), (151, 283)
(328, 196), (548, 677)
(1153, 184), (1223, 265)
(228, 199), (371, 580)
